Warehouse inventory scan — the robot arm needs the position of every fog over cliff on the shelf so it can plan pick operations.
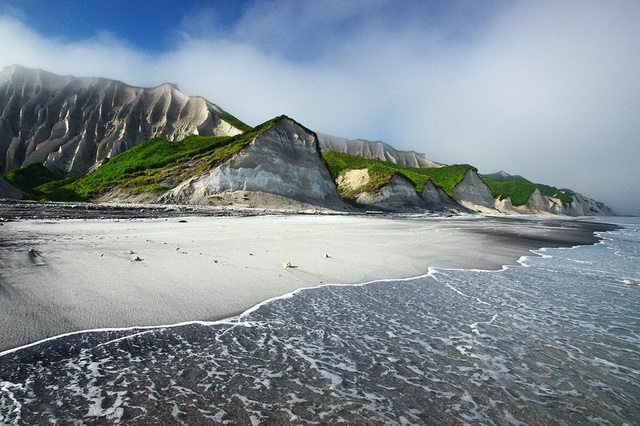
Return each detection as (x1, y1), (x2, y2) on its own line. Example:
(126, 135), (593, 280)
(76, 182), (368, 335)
(0, 1), (638, 214)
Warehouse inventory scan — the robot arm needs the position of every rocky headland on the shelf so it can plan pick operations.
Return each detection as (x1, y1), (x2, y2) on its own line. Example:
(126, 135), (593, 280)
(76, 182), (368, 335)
(0, 65), (612, 216)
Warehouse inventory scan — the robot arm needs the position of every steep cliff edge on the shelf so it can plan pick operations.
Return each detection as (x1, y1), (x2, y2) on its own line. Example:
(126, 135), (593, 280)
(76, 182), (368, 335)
(452, 169), (497, 212)
(482, 171), (611, 216)
(163, 117), (348, 211)
(318, 133), (442, 168)
(566, 193), (612, 216)
(510, 188), (612, 216)
(323, 151), (473, 212)
(421, 179), (466, 212)
(336, 169), (423, 211)
(513, 187), (563, 214)
(0, 65), (247, 177)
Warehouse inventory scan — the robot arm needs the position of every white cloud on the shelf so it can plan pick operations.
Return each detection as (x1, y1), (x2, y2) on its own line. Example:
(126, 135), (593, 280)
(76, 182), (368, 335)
(0, 0), (639, 214)
(0, 15), (150, 83)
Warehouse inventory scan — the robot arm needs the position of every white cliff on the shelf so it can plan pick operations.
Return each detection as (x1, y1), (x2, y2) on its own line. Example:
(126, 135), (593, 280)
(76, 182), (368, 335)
(163, 117), (348, 211)
(318, 133), (442, 168)
(566, 193), (612, 216)
(494, 197), (514, 213)
(512, 188), (611, 216)
(0, 65), (245, 177)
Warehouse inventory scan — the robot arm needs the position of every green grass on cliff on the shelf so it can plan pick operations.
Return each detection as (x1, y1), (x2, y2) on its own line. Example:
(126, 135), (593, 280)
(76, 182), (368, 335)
(27, 117), (283, 201)
(322, 150), (474, 197)
(217, 108), (253, 133)
(4, 162), (64, 194)
(481, 178), (574, 206)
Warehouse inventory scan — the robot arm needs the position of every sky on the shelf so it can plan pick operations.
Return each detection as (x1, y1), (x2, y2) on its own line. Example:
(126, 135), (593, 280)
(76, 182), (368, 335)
(0, 0), (638, 214)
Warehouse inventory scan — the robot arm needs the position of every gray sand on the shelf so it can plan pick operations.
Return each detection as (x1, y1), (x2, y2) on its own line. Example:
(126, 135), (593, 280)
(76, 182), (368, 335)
(0, 215), (614, 352)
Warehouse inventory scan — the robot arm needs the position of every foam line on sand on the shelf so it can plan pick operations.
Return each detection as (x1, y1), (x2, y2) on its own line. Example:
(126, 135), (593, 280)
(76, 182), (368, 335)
(0, 214), (616, 352)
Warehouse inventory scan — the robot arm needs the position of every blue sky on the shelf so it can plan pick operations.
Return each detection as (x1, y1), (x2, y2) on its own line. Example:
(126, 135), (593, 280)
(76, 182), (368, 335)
(2, 1), (498, 55)
(1, 0), (252, 52)
(0, 0), (639, 214)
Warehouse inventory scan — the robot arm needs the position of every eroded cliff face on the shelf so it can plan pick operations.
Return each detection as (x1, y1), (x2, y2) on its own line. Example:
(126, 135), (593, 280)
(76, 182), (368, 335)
(318, 133), (442, 168)
(0, 175), (22, 199)
(514, 188), (560, 214)
(511, 188), (611, 216)
(420, 179), (466, 212)
(494, 197), (513, 213)
(0, 65), (244, 177)
(452, 170), (496, 212)
(335, 170), (464, 212)
(350, 172), (423, 211)
(566, 194), (612, 216)
(163, 117), (348, 210)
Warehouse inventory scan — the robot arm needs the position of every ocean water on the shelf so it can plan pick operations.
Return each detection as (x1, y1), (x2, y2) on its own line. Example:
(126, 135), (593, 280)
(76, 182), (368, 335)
(1, 218), (639, 425)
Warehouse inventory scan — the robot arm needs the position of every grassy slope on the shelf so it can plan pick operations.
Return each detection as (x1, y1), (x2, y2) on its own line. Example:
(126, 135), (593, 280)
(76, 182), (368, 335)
(31, 117), (282, 201)
(7, 119), (577, 208)
(324, 151), (576, 207)
(322, 151), (474, 197)
(481, 178), (574, 206)
(4, 162), (66, 199)
(216, 108), (253, 133)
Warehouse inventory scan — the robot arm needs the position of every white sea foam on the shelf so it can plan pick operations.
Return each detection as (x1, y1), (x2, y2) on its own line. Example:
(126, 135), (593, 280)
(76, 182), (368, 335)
(0, 227), (637, 424)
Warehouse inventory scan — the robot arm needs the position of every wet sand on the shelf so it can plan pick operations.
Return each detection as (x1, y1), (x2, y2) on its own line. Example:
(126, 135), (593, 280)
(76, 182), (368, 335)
(0, 213), (617, 352)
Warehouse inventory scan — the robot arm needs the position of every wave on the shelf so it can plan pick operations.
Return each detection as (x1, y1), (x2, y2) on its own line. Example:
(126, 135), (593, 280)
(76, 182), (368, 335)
(1, 228), (638, 424)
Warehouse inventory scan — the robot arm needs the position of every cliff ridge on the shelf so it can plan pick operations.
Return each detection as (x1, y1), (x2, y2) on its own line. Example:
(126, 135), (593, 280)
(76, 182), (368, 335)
(0, 65), (247, 177)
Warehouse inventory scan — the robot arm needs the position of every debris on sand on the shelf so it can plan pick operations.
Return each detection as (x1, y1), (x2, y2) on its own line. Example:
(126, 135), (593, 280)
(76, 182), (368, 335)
(28, 248), (47, 266)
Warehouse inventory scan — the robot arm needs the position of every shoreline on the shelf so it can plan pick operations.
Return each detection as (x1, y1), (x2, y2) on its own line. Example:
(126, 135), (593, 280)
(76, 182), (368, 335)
(0, 213), (618, 353)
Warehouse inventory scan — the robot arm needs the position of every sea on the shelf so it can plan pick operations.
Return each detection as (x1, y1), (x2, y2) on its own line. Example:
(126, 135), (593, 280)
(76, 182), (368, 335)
(1, 217), (638, 425)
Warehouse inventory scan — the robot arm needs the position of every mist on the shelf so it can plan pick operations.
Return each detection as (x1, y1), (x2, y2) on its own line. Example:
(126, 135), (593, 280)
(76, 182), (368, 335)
(0, 0), (638, 214)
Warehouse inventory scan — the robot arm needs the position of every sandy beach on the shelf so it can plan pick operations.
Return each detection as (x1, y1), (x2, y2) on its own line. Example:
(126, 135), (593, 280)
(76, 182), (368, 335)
(0, 213), (615, 352)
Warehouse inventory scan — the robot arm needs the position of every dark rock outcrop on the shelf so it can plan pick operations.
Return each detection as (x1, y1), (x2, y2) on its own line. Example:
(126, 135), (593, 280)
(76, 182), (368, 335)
(0, 174), (22, 199)
(0, 65), (245, 177)
(420, 179), (466, 212)
(522, 188), (561, 214)
(452, 170), (496, 211)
